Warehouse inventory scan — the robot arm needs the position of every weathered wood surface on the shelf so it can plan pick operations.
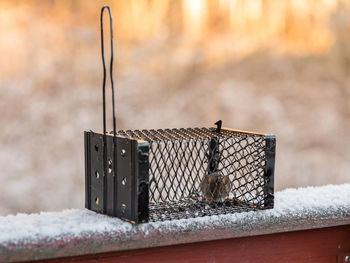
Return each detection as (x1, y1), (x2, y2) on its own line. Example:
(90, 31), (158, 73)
(25, 225), (350, 263)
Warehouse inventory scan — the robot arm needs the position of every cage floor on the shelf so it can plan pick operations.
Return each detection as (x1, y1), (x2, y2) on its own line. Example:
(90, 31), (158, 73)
(148, 199), (261, 222)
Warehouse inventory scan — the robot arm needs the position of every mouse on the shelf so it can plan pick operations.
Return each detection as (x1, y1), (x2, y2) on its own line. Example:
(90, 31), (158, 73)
(200, 172), (231, 203)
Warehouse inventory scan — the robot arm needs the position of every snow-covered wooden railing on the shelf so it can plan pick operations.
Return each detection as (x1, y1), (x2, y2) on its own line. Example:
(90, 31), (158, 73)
(1, 184), (350, 263)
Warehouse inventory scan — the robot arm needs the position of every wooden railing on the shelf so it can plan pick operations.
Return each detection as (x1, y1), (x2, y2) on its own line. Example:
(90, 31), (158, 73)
(1, 184), (349, 263)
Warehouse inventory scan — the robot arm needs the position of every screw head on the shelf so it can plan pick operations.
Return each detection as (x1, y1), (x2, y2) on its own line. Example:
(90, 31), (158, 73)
(122, 177), (127, 185)
(345, 255), (350, 263)
(121, 203), (126, 213)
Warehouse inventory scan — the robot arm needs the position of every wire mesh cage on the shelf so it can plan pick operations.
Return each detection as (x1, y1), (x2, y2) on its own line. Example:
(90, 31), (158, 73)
(85, 127), (275, 223)
(84, 6), (276, 223)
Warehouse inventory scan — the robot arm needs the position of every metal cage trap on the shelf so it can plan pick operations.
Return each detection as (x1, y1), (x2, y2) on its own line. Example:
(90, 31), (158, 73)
(85, 6), (276, 223)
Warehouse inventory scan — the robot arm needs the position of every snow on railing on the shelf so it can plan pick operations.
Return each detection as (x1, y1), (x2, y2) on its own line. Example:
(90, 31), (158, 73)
(1, 184), (350, 263)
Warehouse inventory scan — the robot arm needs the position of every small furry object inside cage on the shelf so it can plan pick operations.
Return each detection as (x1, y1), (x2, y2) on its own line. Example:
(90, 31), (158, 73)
(200, 172), (231, 203)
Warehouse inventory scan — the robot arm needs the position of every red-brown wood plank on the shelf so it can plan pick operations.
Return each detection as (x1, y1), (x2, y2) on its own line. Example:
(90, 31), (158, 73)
(26, 225), (350, 263)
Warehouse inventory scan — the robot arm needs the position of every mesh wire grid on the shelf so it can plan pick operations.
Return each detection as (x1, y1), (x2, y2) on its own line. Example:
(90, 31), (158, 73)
(117, 127), (267, 222)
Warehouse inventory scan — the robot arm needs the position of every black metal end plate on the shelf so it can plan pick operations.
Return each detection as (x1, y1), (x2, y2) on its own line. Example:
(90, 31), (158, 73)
(85, 131), (150, 223)
(263, 134), (276, 209)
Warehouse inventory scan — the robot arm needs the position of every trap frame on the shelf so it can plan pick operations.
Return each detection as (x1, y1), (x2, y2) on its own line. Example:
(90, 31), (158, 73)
(85, 6), (276, 223)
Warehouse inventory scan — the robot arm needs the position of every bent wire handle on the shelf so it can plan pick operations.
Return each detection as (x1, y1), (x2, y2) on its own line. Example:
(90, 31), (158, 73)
(101, 5), (116, 137)
(100, 6), (116, 183)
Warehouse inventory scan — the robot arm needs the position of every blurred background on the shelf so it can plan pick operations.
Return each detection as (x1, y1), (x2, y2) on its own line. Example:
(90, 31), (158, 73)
(0, 0), (350, 215)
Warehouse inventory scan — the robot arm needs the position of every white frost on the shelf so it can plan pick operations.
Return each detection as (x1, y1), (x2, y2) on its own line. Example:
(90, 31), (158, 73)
(0, 183), (350, 245)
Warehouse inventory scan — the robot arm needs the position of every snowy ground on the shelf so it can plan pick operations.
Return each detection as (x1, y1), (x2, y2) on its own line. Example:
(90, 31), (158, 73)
(1, 183), (350, 263)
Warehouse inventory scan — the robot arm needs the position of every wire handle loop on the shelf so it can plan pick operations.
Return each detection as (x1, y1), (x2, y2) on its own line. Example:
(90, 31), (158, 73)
(100, 5), (116, 137)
